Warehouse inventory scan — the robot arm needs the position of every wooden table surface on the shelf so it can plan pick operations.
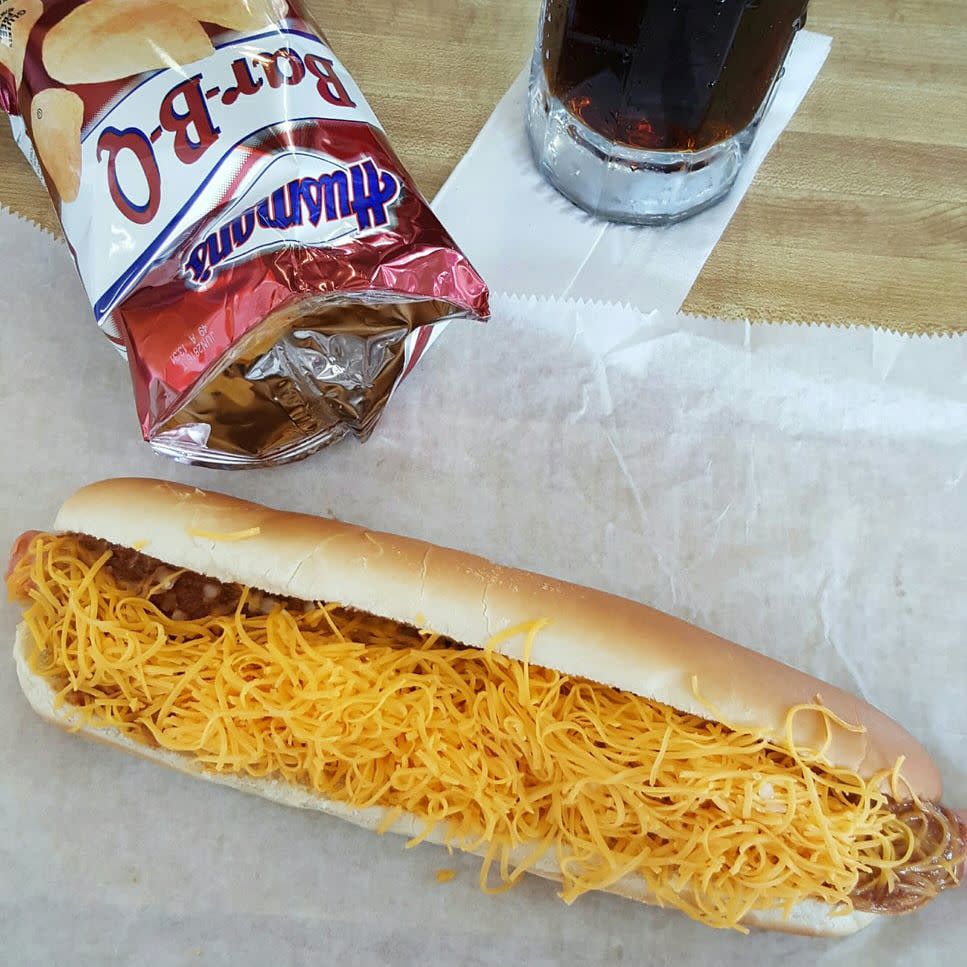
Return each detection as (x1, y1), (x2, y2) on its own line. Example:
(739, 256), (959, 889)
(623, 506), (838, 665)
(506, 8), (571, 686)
(1, 0), (964, 333)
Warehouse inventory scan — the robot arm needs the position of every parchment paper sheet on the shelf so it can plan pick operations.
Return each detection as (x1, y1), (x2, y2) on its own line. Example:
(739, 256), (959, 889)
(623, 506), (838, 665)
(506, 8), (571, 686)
(1, 208), (965, 965)
(434, 31), (831, 317)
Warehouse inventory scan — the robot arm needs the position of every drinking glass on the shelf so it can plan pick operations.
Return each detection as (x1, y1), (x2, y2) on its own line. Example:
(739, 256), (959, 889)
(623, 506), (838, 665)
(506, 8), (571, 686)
(527, 0), (809, 224)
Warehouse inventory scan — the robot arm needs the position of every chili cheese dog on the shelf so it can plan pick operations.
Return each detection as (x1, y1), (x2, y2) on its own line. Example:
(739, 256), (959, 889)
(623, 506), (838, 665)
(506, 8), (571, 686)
(7, 479), (965, 935)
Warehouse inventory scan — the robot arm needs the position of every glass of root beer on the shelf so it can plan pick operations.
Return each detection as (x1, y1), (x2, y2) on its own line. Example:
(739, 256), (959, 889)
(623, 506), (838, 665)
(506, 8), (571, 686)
(528, 0), (809, 224)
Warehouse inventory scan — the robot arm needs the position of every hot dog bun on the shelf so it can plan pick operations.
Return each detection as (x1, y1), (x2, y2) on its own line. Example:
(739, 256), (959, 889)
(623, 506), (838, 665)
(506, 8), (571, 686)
(52, 478), (941, 800)
(14, 477), (946, 936)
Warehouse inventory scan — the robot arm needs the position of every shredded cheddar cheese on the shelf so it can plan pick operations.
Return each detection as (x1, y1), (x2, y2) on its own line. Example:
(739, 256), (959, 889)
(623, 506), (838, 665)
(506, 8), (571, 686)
(10, 533), (930, 931)
(186, 526), (262, 542)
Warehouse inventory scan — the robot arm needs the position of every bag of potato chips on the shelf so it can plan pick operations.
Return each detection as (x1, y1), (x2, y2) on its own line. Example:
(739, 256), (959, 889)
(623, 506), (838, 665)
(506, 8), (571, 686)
(1, 1), (488, 467)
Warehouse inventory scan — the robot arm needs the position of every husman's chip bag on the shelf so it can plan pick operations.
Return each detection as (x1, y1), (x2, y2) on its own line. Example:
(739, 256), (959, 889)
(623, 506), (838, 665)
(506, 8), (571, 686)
(2, 0), (489, 467)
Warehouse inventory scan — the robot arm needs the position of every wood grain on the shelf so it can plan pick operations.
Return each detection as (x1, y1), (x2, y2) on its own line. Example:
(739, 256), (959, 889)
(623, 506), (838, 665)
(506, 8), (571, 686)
(0, 0), (963, 332)
(683, 0), (967, 331)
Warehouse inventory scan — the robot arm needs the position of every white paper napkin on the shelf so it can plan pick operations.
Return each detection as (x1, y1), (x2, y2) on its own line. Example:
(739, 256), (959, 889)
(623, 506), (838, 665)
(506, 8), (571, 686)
(1, 207), (965, 966)
(434, 31), (831, 317)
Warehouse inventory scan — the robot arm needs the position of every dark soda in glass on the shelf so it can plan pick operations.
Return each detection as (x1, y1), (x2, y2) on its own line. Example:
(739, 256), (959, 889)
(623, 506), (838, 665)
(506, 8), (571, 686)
(542, 0), (808, 151)
(540, 0), (809, 153)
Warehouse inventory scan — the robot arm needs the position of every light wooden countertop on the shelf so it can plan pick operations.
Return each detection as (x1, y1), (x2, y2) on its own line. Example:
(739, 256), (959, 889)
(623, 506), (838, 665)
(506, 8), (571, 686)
(1, 0), (963, 333)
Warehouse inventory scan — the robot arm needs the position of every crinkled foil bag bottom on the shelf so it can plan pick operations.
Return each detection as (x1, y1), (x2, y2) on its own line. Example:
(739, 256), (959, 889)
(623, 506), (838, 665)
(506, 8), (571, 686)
(2, 0), (488, 468)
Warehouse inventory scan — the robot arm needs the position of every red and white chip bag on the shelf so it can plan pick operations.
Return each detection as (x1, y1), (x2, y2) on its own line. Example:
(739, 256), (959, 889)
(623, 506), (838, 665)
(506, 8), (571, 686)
(2, 1), (488, 467)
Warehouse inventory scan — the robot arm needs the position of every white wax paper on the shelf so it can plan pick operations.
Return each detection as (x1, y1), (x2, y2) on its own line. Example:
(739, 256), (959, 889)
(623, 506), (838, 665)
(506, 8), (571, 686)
(434, 31), (831, 317)
(1, 208), (965, 965)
